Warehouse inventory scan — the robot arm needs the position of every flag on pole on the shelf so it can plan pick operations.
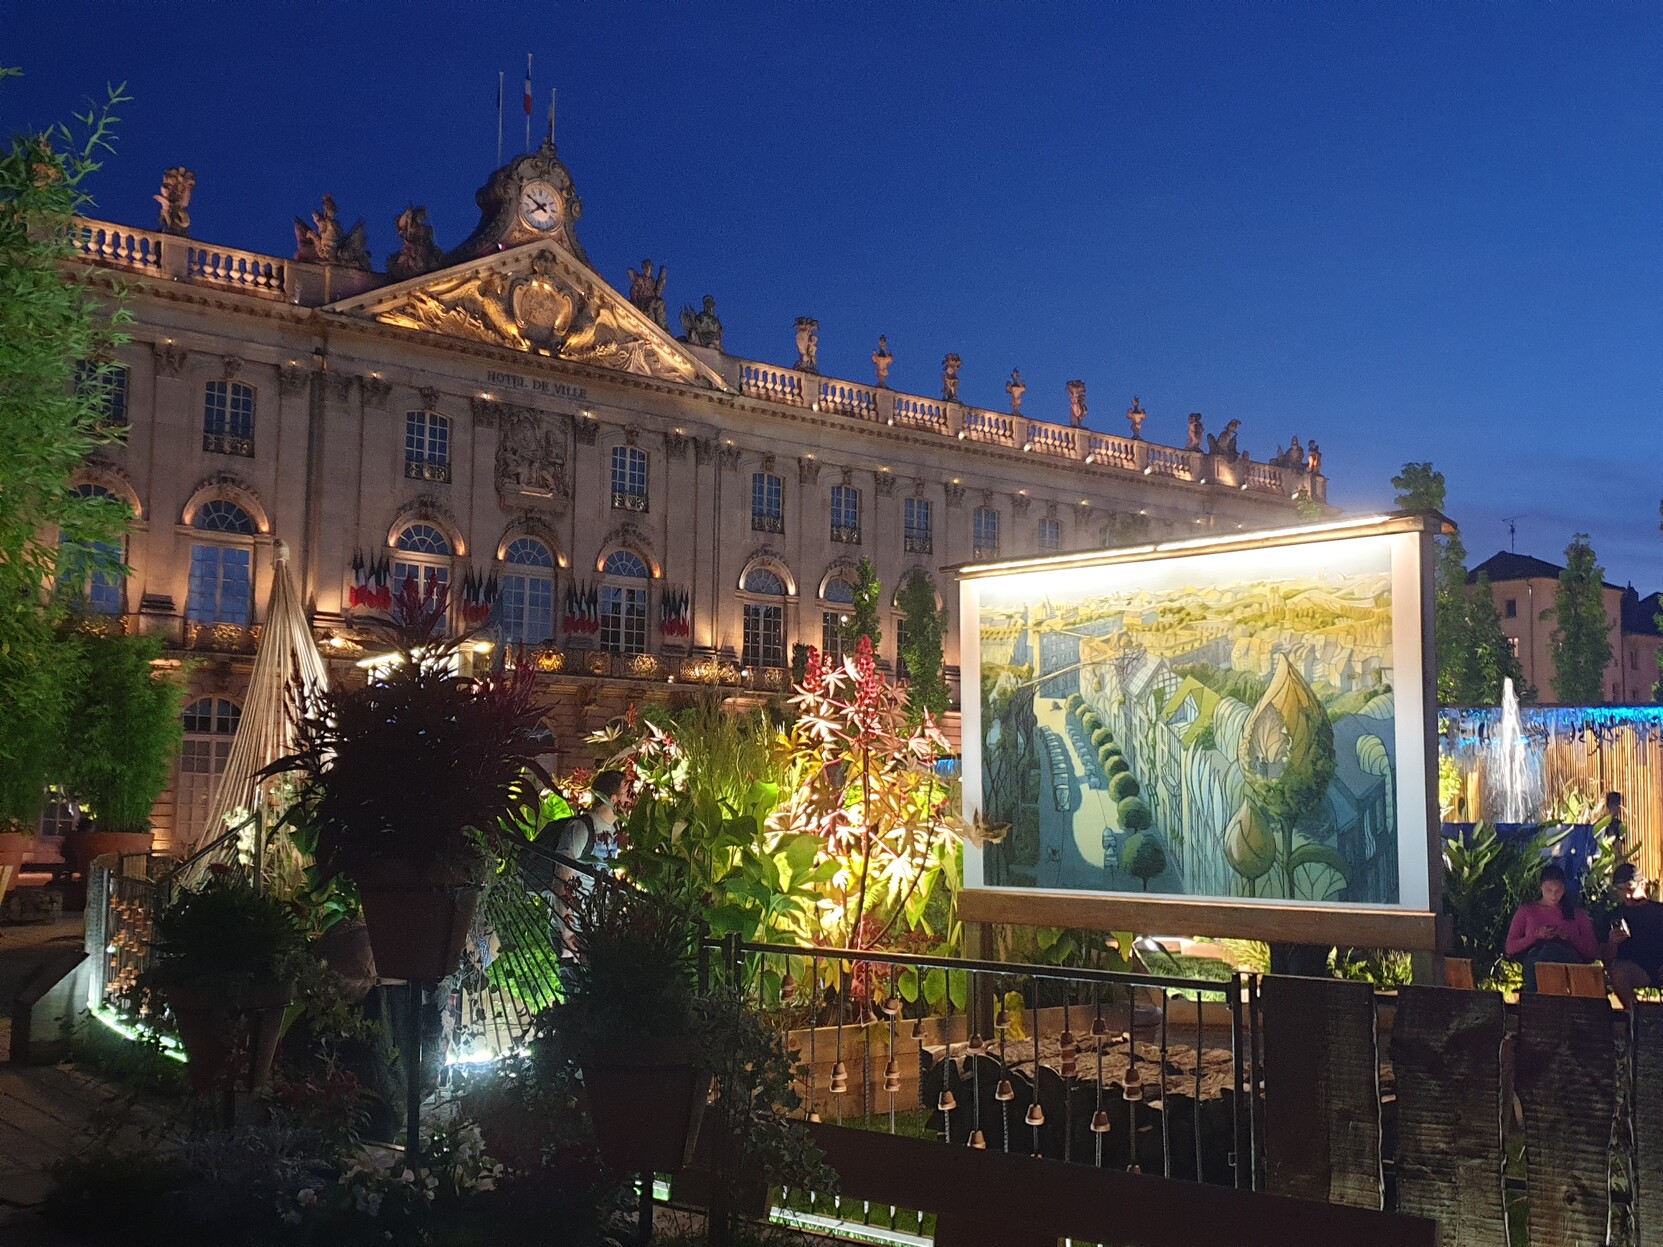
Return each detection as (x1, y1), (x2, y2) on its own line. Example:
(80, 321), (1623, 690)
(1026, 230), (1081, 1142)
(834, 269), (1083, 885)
(547, 87), (556, 144)
(523, 54), (533, 150)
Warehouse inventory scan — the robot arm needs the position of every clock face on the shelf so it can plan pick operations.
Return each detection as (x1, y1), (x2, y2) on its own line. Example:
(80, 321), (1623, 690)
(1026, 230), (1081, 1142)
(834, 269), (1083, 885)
(518, 180), (561, 232)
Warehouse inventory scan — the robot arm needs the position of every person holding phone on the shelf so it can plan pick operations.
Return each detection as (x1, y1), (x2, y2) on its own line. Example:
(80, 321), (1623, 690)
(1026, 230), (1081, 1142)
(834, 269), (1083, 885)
(1604, 863), (1663, 1008)
(1506, 864), (1599, 991)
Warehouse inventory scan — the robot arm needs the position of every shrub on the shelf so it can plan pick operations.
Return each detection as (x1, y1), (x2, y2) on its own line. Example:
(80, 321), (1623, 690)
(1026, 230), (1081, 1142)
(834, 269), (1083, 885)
(1090, 727), (1112, 749)
(1065, 693), (1084, 715)
(1081, 712), (1102, 735)
(1122, 832), (1167, 890)
(1105, 756), (1131, 779)
(1108, 772), (1141, 802)
(1118, 796), (1152, 831)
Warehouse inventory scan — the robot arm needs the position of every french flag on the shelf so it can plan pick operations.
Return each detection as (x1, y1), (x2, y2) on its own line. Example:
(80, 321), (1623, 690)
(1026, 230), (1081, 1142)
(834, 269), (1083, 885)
(523, 55), (533, 117)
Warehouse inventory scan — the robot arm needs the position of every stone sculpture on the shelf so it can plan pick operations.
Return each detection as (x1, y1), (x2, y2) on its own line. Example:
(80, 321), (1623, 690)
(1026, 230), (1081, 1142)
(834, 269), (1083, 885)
(1126, 395), (1146, 440)
(155, 166), (195, 236)
(1066, 380), (1087, 427)
(1186, 413), (1205, 453)
(496, 407), (568, 498)
(1206, 418), (1242, 462)
(627, 260), (669, 329)
(679, 295), (724, 351)
(794, 317), (820, 373)
(942, 353), (962, 402)
(387, 206), (444, 281)
(1307, 442), (1322, 474)
(872, 335), (893, 388)
(294, 194), (370, 269)
(1005, 369), (1026, 416)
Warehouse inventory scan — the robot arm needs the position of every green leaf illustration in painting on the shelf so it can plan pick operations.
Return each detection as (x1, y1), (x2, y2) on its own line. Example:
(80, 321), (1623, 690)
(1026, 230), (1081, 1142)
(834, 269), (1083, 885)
(1225, 802), (1277, 896)
(1238, 655), (1336, 896)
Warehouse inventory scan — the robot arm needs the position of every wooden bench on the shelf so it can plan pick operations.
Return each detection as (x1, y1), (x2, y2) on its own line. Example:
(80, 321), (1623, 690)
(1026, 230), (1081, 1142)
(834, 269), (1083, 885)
(1443, 957), (1476, 989)
(1534, 962), (1608, 999)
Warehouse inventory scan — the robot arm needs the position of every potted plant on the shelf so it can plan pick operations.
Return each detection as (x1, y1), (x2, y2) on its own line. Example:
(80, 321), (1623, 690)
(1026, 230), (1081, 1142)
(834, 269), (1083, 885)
(549, 880), (710, 1176)
(142, 865), (307, 1092)
(61, 631), (185, 864)
(267, 587), (549, 982)
(0, 615), (82, 897)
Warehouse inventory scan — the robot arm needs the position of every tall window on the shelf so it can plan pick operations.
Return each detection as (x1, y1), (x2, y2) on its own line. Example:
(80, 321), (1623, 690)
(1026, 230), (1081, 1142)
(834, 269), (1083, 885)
(895, 614), (912, 681)
(830, 485), (861, 545)
(821, 575), (856, 664)
(1037, 517), (1062, 551)
(611, 446), (649, 512)
(973, 507), (1000, 560)
(61, 484), (125, 614)
(405, 410), (451, 483)
(600, 549), (650, 654)
(498, 538), (556, 647)
(904, 498), (933, 554)
(393, 523), (453, 619)
(187, 500), (256, 625)
(202, 379), (255, 456)
(76, 361), (129, 426)
(177, 697), (241, 848)
(751, 472), (784, 533)
(741, 567), (786, 669)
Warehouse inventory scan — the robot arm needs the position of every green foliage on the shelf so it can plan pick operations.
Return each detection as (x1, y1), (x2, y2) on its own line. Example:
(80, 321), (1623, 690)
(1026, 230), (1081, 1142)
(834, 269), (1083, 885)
(1546, 533), (1613, 705)
(1090, 727), (1112, 749)
(1240, 656), (1336, 895)
(143, 868), (307, 990)
(790, 642), (810, 689)
(1081, 710), (1102, 734)
(1463, 574), (1528, 704)
(1064, 693), (1083, 714)
(1330, 946), (1413, 988)
(44, 1147), (189, 1247)
(1117, 796), (1152, 831)
(0, 608), (79, 827)
(1107, 771), (1141, 801)
(839, 555), (883, 653)
(1104, 755), (1130, 778)
(896, 570), (949, 724)
(60, 630), (185, 833)
(1122, 831), (1166, 889)
(1442, 822), (1564, 987)
(1292, 487), (1323, 521)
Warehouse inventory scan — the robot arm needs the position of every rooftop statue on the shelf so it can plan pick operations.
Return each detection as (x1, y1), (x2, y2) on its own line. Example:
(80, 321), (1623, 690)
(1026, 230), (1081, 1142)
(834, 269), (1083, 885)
(1005, 368), (1026, 416)
(794, 317), (820, 374)
(1126, 395), (1146, 440)
(1066, 379), (1087, 427)
(1307, 441), (1323, 474)
(1186, 412), (1205, 453)
(627, 259), (669, 330)
(387, 205), (444, 281)
(941, 353), (962, 402)
(872, 335), (893, 388)
(294, 194), (370, 269)
(1206, 417), (1242, 462)
(679, 295), (724, 351)
(155, 166), (195, 236)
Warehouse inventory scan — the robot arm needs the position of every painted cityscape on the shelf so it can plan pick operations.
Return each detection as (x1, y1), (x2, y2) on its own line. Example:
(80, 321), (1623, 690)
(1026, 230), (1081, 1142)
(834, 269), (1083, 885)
(972, 536), (1404, 906)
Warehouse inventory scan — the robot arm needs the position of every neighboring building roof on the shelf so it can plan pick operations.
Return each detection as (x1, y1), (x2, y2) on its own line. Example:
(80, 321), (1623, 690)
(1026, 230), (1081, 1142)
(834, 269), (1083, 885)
(1623, 589), (1663, 637)
(1469, 551), (1565, 584)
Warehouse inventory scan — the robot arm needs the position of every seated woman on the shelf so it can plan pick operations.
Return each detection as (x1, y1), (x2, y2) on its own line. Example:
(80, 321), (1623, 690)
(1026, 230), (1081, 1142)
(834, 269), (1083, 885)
(1505, 864), (1600, 991)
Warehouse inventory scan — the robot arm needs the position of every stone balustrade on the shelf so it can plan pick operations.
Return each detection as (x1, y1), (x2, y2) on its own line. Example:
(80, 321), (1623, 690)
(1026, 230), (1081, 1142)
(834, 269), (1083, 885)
(77, 219), (288, 299)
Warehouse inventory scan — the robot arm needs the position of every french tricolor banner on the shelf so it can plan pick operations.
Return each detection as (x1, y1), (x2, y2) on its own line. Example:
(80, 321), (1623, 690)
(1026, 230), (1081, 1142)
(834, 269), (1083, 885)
(523, 55), (533, 116)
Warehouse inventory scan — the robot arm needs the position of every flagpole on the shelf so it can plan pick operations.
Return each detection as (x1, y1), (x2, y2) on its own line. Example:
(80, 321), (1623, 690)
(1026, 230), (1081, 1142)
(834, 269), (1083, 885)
(496, 72), (504, 166)
(548, 86), (556, 145)
(524, 53), (533, 152)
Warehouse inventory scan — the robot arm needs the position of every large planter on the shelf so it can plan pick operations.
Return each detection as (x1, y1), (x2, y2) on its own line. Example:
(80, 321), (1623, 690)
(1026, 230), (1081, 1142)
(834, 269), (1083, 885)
(0, 835), (27, 903)
(166, 977), (294, 1094)
(353, 858), (482, 983)
(581, 1036), (709, 1174)
(68, 828), (154, 871)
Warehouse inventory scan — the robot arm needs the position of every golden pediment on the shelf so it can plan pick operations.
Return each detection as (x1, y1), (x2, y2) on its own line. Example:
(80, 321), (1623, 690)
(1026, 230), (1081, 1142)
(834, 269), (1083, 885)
(327, 243), (729, 391)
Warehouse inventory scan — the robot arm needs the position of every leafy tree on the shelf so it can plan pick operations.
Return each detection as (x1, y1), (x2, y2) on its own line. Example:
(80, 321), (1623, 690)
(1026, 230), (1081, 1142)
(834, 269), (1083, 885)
(895, 570), (949, 723)
(1239, 655), (1336, 896)
(0, 71), (130, 828)
(60, 632), (186, 834)
(1545, 533), (1613, 704)
(1107, 772), (1140, 801)
(1122, 832), (1167, 891)
(839, 556), (883, 654)
(1117, 796), (1152, 832)
(1464, 573), (1528, 703)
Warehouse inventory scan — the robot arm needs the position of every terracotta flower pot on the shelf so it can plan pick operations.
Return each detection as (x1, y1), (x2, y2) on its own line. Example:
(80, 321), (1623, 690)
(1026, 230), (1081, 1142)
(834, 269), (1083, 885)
(352, 858), (482, 983)
(166, 978), (294, 1094)
(0, 835), (27, 904)
(68, 828), (154, 872)
(581, 1036), (709, 1175)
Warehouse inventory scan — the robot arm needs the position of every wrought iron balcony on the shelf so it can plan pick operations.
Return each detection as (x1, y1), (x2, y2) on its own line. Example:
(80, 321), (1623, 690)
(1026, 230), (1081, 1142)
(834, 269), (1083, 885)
(904, 534), (933, 555)
(202, 432), (253, 457)
(405, 458), (452, 484)
(611, 490), (649, 513)
(831, 524), (862, 545)
(752, 512), (785, 534)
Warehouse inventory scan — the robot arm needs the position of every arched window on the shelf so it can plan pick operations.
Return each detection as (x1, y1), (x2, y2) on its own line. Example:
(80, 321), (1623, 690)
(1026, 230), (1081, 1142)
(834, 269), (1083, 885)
(393, 523), (454, 625)
(202, 379), (256, 457)
(741, 566), (787, 669)
(405, 410), (451, 483)
(177, 697), (241, 847)
(498, 537), (555, 647)
(60, 483), (126, 614)
(600, 549), (651, 654)
(820, 575), (857, 664)
(188, 500), (256, 625)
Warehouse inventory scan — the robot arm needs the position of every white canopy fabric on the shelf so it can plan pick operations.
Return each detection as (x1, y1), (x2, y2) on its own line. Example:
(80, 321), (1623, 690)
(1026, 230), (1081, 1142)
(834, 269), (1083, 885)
(195, 538), (330, 852)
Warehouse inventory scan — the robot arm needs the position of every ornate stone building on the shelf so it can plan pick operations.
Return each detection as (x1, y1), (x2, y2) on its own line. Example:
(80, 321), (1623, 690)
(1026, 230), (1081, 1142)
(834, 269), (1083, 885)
(68, 139), (1327, 849)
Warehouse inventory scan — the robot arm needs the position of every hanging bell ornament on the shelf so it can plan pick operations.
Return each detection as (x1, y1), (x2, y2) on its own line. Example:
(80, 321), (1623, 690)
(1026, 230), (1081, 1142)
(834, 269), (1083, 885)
(938, 1089), (958, 1112)
(808, 1110), (822, 1123)
(884, 1060), (901, 1093)
(1122, 1067), (1144, 1102)
(829, 1061), (849, 1094)
(995, 1008), (1012, 1030)
(1058, 1030), (1077, 1052)
(1090, 1015), (1109, 1038)
(882, 996), (902, 1017)
(1091, 1109), (1112, 1134)
(911, 1019), (927, 1040)
(1025, 1103), (1046, 1127)
(968, 1129), (987, 1149)
(995, 1079), (1016, 1102)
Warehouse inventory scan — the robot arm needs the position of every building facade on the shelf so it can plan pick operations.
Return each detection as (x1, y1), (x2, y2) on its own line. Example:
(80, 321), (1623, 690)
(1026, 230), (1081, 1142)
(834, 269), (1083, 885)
(67, 140), (1325, 850)
(1469, 551), (1662, 704)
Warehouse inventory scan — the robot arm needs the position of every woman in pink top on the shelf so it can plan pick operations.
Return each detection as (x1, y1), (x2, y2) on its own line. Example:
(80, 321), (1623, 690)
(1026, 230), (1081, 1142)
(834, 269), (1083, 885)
(1505, 863), (1600, 991)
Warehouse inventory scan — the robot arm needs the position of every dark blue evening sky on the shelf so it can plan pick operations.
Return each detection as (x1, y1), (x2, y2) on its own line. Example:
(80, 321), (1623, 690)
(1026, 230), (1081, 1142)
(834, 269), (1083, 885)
(6, 2), (1659, 587)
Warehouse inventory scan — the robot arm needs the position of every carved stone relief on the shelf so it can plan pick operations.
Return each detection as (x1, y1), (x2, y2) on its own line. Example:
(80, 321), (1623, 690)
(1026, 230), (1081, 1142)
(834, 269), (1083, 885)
(945, 481), (966, 507)
(693, 437), (714, 465)
(279, 364), (309, 396)
(662, 430), (689, 460)
(221, 356), (243, 379)
(798, 456), (821, 485)
(718, 445), (742, 472)
(1009, 492), (1031, 516)
(152, 344), (189, 377)
(328, 374), (356, 402)
(874, 471), (896, 497)
(362, 376), (392, 408)
(575, 416), (599, 446)
(496, 407), (570, 502)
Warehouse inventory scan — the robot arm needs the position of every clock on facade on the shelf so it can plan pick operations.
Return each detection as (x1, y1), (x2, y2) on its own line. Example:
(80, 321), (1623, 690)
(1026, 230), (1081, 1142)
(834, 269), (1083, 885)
(518, 180), (562, 232)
